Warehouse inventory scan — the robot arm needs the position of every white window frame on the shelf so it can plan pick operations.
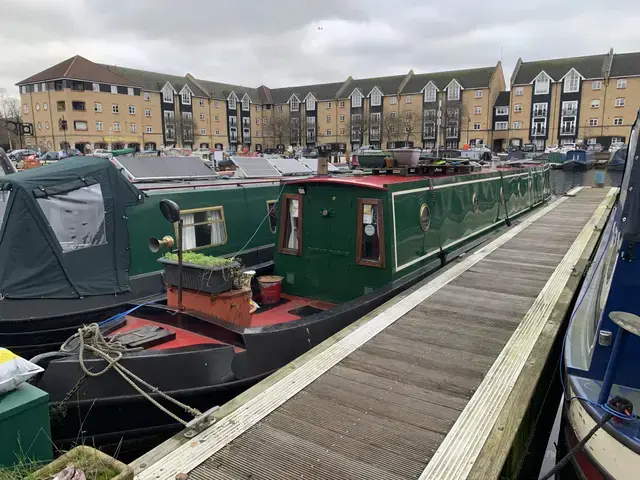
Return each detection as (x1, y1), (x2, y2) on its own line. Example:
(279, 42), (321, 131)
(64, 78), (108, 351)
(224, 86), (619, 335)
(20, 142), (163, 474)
(326, 115), (331, 122)
(111, 85), (118, 94)
(513, 121), (521, 129)
(423, 83), (437, 103)
(215, 129), (220, 136)
(200, 128), (206, 135)
(614, 117), (623, 126)
(339, 100), (346, 108)
(351, 92), (362, 108)
(146, 126), (153, 133)
(92, 83), (100, 92)
(473, 123), (481, 130)
(533, 102), (548, 117)
(474, 106), (482, 114)
(617, 79), (627, 89)
(447, 81), (461, 101)
(326, 102), (332, 109)
(534, 72), (551, 95)
(326, 129), (332, 136)
(495, 121), (508, 130)
(513, 104), (523, 112)
(96, 121), (103, 131)
(591, 100), (600, 108)
(390, 111), (396, 118)
(200, 113), (205, 121)
(390, 96), (397, 105)
(306, 95), (316, 111)
(163, 84), (174, 103)
(369, 87), (382, 107)
(615, 98), (625, 107)
(592, 80), (602, 90)
(405, 95), (412, 104)
(563, 69), (581, 93)
(182, 91), (191, 105)
(277, 105), (283, 112)
(113, 122), (121, 132)
(214, 100), (219, 108)
(495, 106), (508, 116)
(339, 114), (345, 122)
(128, 105), (136, 115)
(94, 103), (102, 113)
(589, 118), (599, 126)
(127, 87), (134, 96)
(130, 123), (137, 132)
(112, 104), (119, 114)
(214, 114), (220, 121)
(241, 95), (250, 111)
(475, 89), (483, 98)
(228, 95), (237, 110)
(143, 91), (150, 101)
(515, 86), (523, 96)
(200, 99), (205, 107)
(290, 96), (300, 111)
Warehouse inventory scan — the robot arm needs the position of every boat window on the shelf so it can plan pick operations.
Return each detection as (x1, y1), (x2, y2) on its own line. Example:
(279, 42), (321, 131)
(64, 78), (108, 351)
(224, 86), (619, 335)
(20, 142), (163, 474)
(278, 194), (302, 255)
(37, 184), (107, 253)
(266, 200), (278, 234)
(0, 190), (10, 232)
(356, 198), (385, 268)
(180, 206), (227, 251)
(419, 203), (430, 232)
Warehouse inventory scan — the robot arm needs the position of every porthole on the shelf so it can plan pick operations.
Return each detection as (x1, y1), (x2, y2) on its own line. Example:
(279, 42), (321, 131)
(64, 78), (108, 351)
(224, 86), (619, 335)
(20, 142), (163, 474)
(518, 183), (521, 196)
(499, 187), (505, 204)
(35, 103), (40, 111)
(472, 193), (479, 213)
(43, 102), (48, 110)
(45, 121), (50, 129)
(419, 203), (431, 232)
(47, 141), (52, 148)
(37, 122), (42, 130)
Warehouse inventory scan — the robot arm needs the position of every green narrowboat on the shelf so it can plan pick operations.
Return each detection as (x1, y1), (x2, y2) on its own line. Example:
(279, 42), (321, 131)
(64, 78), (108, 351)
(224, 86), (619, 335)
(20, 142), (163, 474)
(0, 154), (281, 355)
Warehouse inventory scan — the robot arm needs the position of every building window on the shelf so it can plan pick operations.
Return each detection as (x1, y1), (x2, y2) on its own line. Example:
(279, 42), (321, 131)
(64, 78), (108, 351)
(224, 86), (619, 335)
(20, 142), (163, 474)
(241, 97), (250, 111)
(130, 123), (137, 132)
(126, 87), (133, 96)
(111, 85), (118, 94)
(589, 118), (599, 126)
(73, 120), (87, 131)
(473, 123), (481, 130)
(405, 95), (412, 104)
(390, 111), (397, 118)
(615, 98), (625, 107)
(112, 104), (119, 114)
(94, 103), (102, 113)
(515, 87), (523, 96)
(182, 91), (191, 105)
(212, 114), (219, 122)
(306, 96), (315, 111)
(146, 126), (152, 133)
(200, 99), (205, 107)
(356, 198), (385, 268)
(290, 97), (299, 111)
(129, 105), (136, 115)
(145, 109), (151, 117)
(144, 92), (151, 101)
(113, 122), (120, 131)
(339, 100), (346, 108)
(513, 104), (522, 112)
(72, 101), (86, 111)
(199, 113), (205, 121)
(617, 79), (627, 89)
(533, 102), (548, 117)
(340, 115), (345, 122)
(255, 105), (260, 112)
(495, 121), (508, 130)
(534, 73), (550, 95)
(180, 206), (227, 251)
(163, 85), (173, 103)
(591, 100), (600, 108)
(215, 129), (220, 135)
(326, 102), (332, 109)
(96, 121), (103, 131)
(43, 102), (48, 111)
(447, 82), (461, 101)
(92, 83), (100, 92)
(351, 93), (362, 108)
(474, 106), (482, 114)
(45, 121), (50, 129)
(390, 96), (397, 105)
(326, 115), (332, 122)
(278, 194), (303, 256)
(592, 80), (602, 90)
(256, 132), (261, 137)
(564, 70), (580, 93)
(513, 121), (521, 129)
(200, 128), (206, 135)
(614, 117), (623, 126)
(277, 105), (283, 112)
(370, 89), (382, 106)
(22, 103), (28, 115)
(57, 101), (65, 112)
(495, 106), (508, 116)
(339, 128), (345, 135)
(423, 84), (436, 103)
(326, 129), (332, 136)
(214, 100), (219, 108)
(475, 89), (483, 98)
(256, 118), (261, 125)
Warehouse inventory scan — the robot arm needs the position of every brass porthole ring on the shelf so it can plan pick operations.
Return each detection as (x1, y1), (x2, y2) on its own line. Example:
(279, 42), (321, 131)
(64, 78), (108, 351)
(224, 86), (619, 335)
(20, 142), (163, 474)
(472, 192), (479, 214)
(419, 203), (431, 232)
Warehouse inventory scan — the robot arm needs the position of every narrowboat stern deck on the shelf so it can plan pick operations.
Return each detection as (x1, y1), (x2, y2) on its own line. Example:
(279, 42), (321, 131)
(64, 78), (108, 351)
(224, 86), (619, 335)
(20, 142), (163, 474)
(133, 186), (616, 480)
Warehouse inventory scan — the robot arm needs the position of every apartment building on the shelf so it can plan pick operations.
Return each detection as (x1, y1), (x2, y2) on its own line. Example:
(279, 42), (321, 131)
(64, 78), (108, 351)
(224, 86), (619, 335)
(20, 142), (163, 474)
(496, 50), (640, 150)
(17, 56), (504, 153)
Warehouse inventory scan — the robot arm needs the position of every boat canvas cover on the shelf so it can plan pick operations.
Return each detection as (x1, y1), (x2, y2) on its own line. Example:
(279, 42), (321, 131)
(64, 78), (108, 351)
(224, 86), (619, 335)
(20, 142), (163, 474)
(620, 111), (640, 242)
(0, 157), (142, 299)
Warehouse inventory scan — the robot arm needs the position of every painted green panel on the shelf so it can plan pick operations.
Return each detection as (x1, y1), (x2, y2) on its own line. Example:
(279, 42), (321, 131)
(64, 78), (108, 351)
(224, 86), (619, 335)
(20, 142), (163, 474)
(127, 184), (279, 276)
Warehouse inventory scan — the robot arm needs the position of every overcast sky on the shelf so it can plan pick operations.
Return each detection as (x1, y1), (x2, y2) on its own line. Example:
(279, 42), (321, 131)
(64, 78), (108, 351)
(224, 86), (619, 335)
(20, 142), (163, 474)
(3, 0), (640, 97)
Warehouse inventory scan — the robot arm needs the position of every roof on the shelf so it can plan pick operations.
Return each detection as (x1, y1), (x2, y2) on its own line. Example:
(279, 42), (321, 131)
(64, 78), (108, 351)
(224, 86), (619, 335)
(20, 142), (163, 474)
(341, 74), (408, 98)
(610, 52), (640, 77)
(17, 55), (140, 87)
(285, 174), (418, 191)
(270, 81), (347, 103)
(403, 65), (497, 93)
(100, 65), (208, 96)
(512, 53), (608, 85)
(192, 78), (260, 102)
(494, 91), (510, 107)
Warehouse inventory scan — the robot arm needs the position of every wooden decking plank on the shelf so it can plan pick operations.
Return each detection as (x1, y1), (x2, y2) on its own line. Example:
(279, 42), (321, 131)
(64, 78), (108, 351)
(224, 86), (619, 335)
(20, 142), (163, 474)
(450, 270), (547, 297)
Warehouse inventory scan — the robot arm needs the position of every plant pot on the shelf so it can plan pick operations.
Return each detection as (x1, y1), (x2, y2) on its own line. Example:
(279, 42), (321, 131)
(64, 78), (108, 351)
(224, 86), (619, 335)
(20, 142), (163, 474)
(384, 157), (395, 168)
(158, 257), (240, 294)
(390, 148), (421, 165)
(30, 446), (133, 480)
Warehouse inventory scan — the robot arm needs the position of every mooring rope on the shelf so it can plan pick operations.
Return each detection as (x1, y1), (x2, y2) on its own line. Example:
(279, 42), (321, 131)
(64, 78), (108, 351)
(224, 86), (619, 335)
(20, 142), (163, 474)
(60, 324), (202, 426)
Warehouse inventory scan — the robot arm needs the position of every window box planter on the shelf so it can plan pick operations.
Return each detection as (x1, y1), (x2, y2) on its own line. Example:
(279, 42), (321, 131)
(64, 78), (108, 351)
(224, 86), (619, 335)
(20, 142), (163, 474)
(158, 257), (240, 294)
(30, 445), (133, 480)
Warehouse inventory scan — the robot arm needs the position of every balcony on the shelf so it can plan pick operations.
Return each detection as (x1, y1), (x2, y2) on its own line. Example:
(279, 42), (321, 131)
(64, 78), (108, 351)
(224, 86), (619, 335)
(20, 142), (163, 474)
(165, 126), (175, 141)
(423, 126), (436, 139)
(531, 125), (546, 136)
(533, 109), (547, 117)
(423, 111), (436, 122)
(307, 129), (316, 142)
(229, 118), (237, 127)
(243, 128), (251, 140)
(560, 125), (576, 135)
(230, 127), (238, 143)
(562, 108), (577, 117)
(446, 128), (459, 138)
(370, 128), (381, 141)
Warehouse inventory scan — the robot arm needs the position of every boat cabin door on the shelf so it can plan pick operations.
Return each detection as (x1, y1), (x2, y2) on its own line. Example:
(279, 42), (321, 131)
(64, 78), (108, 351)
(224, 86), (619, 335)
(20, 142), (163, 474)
(304, 186), (353, 302)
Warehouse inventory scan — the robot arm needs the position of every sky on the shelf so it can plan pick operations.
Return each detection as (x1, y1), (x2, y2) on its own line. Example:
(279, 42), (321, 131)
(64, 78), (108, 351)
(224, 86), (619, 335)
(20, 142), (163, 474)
(3, 0), (640, 97)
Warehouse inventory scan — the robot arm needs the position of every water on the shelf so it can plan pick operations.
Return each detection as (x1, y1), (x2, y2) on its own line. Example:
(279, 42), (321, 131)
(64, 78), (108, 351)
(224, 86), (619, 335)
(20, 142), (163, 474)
(549, 168), (623, 195)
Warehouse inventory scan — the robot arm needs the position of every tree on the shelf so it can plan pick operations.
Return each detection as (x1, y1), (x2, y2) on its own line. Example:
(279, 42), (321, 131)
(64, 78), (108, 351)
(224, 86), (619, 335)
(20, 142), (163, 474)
(345, 113), (370, 145)
(0, 92), (21, 150)
(265, 110), (290, 147)
(383, 111), (402, 145)
(398, 109), (422, 143)
(175, 112), (196, 146)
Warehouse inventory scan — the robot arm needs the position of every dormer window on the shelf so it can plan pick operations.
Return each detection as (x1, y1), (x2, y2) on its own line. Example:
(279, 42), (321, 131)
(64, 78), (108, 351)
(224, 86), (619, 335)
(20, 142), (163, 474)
(423, 83), (437, 102)
(370, 87), (382, 107)
(563, 69), (581, 93)
(351, 91), (363, 108)
(447, 81), (461, 101)
(162, 83), (174, 103)
(228, 93), (237, 110)
(534, 72), (551, 95)
(181, 90), (191, 105)
(306, 96), (316, 111)
(241, 95), (250, 111)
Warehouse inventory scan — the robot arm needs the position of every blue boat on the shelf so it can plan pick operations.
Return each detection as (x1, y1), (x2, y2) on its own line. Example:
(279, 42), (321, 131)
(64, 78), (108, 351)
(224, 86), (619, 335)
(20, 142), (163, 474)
(562, 149), (596, 170)
(608, 145), (628, 171)
(558, 109), (639, 479)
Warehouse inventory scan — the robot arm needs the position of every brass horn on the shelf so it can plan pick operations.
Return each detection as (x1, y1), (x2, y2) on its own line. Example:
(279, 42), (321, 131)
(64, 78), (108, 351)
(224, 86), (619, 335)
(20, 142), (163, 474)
(148, 235), (174, 253)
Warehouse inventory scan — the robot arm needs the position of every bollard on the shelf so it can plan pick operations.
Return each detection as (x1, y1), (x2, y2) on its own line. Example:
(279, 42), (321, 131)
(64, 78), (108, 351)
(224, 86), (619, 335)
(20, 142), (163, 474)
(595, 170), (605, 188)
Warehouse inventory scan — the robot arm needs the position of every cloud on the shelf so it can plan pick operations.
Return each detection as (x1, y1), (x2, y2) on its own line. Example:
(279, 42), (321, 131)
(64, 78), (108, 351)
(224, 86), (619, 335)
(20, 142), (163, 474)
(2, 0), (640, 96)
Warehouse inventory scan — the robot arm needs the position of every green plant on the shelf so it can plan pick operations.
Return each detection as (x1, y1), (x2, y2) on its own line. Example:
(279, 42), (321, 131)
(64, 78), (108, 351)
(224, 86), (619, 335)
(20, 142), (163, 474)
(163, 252), (235, 268)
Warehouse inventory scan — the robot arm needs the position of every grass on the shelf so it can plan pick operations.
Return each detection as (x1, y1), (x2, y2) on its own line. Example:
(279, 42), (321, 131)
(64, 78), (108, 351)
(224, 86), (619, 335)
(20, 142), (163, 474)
(164, 251), (237, 268)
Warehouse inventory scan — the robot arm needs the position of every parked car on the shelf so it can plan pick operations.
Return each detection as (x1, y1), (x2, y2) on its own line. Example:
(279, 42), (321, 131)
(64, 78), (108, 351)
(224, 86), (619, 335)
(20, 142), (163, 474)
(39, 151), (60, 162)
(8, 149), (38, 161)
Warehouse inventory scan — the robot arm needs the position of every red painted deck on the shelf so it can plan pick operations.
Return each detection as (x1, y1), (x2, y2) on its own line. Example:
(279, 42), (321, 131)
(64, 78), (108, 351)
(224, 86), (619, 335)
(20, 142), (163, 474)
(250, 294), (335, 327)
(118, 316), (224, 350)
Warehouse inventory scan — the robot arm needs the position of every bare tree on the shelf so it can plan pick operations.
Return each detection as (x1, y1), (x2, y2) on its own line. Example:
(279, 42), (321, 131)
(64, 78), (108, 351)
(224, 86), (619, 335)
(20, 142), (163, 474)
(175, 112), (196, 146)
(0, 92), (21, 149)
(345, 113), (370, 146)
(382, 112), (402, 145)
(265, 110), (290, 146)
(440, 100), (469, 147)
(398, 109), (422, 144)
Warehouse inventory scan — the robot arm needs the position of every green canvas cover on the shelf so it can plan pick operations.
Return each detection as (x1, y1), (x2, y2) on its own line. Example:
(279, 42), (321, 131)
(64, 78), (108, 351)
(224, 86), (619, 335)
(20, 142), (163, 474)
(0, 157), (142, 299)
